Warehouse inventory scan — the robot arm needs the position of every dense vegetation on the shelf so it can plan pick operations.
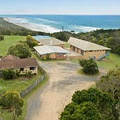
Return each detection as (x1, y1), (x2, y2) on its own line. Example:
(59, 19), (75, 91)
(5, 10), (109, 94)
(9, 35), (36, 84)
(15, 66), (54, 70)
(8, 43), (31, 58)
(26, 35), (38, 48)
(60, 88), (118, 120)
(97, 68), (120, 114)
(79, 59), (99, 74)
(0, 92), (24, 120)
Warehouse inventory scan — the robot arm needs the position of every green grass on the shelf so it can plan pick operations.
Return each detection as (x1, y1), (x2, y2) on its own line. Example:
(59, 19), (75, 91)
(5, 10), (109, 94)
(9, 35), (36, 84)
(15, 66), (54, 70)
(0, 70), (42, 94)
(71, 53), (120, 71)
(0, 75), (49, 120)
(0, 36), (26, 56)
(97, 53), (120, 70)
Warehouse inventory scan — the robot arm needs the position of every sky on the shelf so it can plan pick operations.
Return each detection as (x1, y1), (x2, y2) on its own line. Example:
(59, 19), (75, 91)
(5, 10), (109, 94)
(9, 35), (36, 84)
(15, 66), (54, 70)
(0, 0), (120, 15)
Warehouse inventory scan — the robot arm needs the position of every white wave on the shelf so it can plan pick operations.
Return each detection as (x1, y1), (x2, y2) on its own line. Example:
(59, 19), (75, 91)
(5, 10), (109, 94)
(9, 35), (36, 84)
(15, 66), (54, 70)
(71, 25), (100, 33)
(4, 17), (61, 33)
(35, 18), (59, 24)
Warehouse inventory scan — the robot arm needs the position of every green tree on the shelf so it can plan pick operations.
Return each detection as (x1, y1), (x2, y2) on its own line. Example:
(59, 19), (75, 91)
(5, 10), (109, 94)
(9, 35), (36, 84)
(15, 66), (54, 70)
(26, 35), (38, 48)
(8, 43), (31, 58)
(79, 59), (99, 75)
(106, 37), (113, 48)
(2, 69), (17, 80)
(97, 40), (104, 46)
(97, 68), (120, 117)
(60, 88), (117, 120)
(60, 102), (101, 120)
(0, 92), (24, 120)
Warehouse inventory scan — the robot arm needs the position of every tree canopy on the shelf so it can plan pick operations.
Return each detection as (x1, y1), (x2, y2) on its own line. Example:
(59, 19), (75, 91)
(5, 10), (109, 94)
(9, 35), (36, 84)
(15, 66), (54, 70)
(8, 43), (31, 58)
(79, 59), (99, 75)
(26, 35), (38, 48)
(60, 88), (118, 120)
(0, 92), (24, 120)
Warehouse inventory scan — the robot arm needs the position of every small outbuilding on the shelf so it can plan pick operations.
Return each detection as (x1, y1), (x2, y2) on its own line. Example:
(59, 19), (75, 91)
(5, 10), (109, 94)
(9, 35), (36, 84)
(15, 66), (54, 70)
(34, 46), (69, 60)
(68, 37), (111, 60)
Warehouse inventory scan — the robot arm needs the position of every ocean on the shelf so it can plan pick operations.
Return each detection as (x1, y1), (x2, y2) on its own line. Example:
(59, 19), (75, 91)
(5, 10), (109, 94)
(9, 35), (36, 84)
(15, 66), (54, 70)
(0, 15), (120, 33)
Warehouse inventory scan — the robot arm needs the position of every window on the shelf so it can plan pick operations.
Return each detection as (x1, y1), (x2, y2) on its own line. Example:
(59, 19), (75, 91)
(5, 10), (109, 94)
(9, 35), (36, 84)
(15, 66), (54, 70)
(20, 68), (24, 71)
(58, 54), (63, 57)
(30, 67), (36, 70)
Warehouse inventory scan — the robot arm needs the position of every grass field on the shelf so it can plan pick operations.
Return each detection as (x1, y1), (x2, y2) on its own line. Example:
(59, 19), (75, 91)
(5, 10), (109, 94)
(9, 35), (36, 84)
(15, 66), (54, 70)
(0, 75), (49, 120)
(71, 53), (120, 71)
(0, 70), (42, 94)
(0, 36), (26, 56)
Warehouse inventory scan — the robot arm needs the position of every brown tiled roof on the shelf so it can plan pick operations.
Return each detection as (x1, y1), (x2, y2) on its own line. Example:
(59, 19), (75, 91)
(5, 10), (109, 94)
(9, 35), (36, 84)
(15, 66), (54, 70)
(0, 56), (38, 70)
(68, 37), (111, 51)
(1, 55), (20, 61)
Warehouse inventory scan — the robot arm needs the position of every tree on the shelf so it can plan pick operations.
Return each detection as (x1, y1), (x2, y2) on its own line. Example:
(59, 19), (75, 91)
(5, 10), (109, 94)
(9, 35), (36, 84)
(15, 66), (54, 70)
(2, 69), (17, 80)
(26, 35), (38, 48)
(60, 102), (101, 120)
(0, 35), (4, 41)
(0, 92), (24, 120)
(97, 40), (104, 46)
(60, 88), (117, 120)
(8, 43), (31, 58)
(96, 68), (120, 117)
(79, 59), (99, 75)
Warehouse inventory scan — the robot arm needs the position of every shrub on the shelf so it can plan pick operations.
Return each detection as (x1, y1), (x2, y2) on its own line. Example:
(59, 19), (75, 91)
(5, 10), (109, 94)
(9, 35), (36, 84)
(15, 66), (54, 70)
(2, 69), (17, 80)
(8, 43), (31, 58)
(26, 35), (38, 48)
(0, 91), (24, 119)
(0, 35), (4, 41)
(79, 59), (99, 74)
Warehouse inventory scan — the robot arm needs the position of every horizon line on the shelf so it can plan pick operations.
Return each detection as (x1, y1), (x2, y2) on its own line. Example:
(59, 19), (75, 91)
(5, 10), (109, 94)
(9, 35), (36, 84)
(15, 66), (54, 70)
(0, 13), (120, 16)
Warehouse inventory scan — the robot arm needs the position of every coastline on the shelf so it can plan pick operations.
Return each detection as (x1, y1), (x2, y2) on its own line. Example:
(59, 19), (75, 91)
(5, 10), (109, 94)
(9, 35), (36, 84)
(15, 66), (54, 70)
(4, 17), (61, 33)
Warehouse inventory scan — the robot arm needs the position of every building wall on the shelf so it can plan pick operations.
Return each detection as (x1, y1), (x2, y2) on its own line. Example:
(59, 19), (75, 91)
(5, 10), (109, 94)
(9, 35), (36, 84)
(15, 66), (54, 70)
(70, 45), (107, 60)
(84, 50), (106, 59)
(19, 67), (38, 75)
(40, 53), (67, 60)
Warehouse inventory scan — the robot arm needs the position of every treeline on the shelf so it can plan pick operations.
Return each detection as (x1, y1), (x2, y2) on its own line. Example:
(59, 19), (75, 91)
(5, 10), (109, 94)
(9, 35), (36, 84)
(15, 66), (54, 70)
(52, 29), (120, 55)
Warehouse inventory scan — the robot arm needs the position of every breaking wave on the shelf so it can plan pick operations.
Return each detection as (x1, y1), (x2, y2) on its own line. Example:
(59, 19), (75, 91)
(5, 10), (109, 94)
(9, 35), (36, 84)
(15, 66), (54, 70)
(71, 25), (100, 33)
(35, 18), (60, 24)
(4, 17), (61, 33)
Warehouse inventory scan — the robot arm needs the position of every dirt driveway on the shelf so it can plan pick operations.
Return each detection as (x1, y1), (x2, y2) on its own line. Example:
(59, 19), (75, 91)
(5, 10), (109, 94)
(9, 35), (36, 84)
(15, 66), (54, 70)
(26, 61), (103, 120)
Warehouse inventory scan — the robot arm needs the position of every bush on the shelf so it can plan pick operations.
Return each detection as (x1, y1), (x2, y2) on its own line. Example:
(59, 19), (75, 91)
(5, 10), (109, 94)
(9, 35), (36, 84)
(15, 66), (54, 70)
(2, 69), (17, 80)
(79, 59), (99, 74)
(26, 35), (38, 48)
(0, 35), (4, 41)
(8, 43), (31, 58)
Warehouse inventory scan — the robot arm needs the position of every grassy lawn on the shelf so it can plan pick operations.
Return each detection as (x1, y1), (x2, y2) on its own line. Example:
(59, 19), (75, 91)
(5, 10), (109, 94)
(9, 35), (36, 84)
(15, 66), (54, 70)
(0, 70), (42, 94)
(71, 53), (120, 71)
(0, 36), (26, 56)
(0, 75), (49, 120)
(97, 53), (120, 70)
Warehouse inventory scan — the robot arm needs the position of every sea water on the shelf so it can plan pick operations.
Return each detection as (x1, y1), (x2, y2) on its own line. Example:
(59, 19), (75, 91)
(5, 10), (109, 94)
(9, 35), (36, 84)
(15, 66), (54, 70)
(0, 15), (120, 33)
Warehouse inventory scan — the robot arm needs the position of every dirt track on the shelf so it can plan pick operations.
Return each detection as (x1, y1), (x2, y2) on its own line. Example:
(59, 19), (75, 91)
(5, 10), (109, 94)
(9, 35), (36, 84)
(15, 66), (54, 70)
(26, 61), (103, 120)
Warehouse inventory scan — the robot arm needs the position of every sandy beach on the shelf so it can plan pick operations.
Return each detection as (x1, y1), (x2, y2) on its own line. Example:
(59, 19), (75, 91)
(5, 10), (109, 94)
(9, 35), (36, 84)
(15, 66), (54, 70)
(4, 17), (61, 33)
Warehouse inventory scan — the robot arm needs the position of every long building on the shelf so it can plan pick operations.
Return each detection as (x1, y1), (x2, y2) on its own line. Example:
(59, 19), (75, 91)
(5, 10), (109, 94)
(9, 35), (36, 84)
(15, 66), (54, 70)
(34, 45), (69, 60)
(68, 37), (111, 60)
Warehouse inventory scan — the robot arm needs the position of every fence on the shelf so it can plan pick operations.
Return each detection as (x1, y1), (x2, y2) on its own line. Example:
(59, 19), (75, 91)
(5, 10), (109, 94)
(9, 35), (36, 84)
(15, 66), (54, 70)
(20, 65), (47, 98)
